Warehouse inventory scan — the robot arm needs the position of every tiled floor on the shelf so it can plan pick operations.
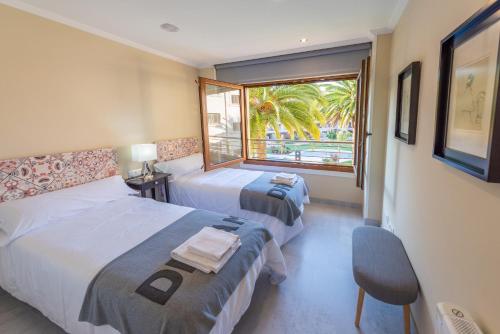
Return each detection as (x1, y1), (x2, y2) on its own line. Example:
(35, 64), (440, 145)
(234, 203), (415, 334)
(0, 203), (415, 334)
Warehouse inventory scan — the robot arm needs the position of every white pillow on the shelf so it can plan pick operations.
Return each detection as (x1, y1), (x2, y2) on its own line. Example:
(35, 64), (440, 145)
(0, 175), (135, 246)
(154, 153), (204, 180)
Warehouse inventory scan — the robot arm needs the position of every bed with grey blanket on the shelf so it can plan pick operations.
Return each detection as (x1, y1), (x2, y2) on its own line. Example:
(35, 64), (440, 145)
(79, 210), (285, 334)
(240, 173), (309, 226)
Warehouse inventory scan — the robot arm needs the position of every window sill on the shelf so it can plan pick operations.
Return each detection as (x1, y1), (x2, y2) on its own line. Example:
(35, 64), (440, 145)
(240, 160), (355, 178)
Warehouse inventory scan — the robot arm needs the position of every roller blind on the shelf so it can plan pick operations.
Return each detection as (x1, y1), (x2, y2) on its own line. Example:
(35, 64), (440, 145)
(215, 42), (371, 84)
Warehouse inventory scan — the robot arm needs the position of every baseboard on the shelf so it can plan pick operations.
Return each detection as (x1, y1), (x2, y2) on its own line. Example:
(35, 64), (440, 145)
(364, 218), (381, 226)
(309, 197), (362, 209)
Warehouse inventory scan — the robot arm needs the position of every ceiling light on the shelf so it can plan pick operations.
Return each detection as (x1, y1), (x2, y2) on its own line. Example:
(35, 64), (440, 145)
(160, 23), (179, 32)
(299, 38), (308, 43)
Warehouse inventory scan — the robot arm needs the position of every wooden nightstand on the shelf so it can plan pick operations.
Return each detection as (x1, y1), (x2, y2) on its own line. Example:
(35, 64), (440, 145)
(126, 173), (171, 203)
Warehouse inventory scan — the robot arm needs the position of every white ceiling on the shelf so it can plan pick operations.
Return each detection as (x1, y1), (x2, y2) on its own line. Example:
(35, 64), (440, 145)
(2, 0), (408, 68)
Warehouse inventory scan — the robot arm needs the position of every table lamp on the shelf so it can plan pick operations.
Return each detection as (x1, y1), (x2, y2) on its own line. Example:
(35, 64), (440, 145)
(131, 144), (157, 180)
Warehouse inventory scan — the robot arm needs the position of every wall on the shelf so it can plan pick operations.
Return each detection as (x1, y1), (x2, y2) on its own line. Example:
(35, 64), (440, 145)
(0, 4), (200, 174)
(383, 0), (500, 332)
(363, 33), (392, 222)
(198, 67), (216, 80)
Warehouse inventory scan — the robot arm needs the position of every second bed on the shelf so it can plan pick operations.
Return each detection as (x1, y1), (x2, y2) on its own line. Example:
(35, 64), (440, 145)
(154, 138), (310, 246)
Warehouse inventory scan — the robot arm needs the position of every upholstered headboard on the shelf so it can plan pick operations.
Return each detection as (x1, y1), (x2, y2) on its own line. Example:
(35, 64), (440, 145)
(0, 148), (119, 203)
(155, 137), (200, 162)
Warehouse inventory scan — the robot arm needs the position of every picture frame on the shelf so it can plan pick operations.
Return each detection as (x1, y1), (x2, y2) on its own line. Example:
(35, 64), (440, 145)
(395, 61), (421, 144)
(433, 1), (500, 182)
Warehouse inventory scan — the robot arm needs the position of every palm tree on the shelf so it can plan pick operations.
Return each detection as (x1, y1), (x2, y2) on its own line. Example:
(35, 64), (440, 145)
(248, 84), (325, 158)
(321, 80), (357, 128)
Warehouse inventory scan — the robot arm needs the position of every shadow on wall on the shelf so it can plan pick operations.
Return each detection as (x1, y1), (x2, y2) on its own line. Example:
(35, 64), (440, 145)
(446, 165), (500, 200)
(382, 133), (401, 228)
(413, 291), (433, 334)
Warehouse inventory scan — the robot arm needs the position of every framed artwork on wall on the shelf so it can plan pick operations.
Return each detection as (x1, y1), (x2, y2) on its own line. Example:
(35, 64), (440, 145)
(395, 61), (421, 144)
(433, 1), (500, 182)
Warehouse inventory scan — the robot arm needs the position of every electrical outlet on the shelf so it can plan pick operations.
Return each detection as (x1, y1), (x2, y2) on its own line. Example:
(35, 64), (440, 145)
(128, 169), (142, 178)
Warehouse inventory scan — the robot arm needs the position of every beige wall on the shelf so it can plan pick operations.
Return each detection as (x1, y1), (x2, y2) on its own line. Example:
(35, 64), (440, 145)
(383, 0), (500, 332)
(364, 33), (392, 221)
(0, 4), (200, 174)
(301, 173), (363, 205)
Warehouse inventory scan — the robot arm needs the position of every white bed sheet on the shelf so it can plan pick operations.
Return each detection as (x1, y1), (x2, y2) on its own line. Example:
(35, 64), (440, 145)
(169, 168), (307, 246)
(0, 196), (286, 334)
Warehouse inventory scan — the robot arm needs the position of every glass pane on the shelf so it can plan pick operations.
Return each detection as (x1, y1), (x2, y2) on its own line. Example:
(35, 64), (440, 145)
(205, 84), (243, 166)
(245, 80), (356, 166)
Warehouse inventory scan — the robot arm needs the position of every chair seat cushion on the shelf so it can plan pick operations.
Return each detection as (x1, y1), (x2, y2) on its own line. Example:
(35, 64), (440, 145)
(352, 226), (418, 305)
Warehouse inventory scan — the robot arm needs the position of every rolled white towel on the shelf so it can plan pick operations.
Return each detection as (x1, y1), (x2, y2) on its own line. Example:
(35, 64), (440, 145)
(187, 227), (240, 261)
(171, 239), (241, 274)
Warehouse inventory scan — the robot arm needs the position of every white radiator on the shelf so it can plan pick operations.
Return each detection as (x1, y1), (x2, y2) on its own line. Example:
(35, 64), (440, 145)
(436, 303), (483, 334)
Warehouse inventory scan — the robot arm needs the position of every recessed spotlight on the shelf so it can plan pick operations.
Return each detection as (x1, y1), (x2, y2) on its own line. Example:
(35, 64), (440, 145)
(160, 23), (179, 32)
(299, 38), (308, 43)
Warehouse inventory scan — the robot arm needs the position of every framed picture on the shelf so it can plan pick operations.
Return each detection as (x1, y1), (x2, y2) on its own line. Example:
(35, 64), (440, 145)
(395, 62), (421, 144)
(433, 1), (500, 182)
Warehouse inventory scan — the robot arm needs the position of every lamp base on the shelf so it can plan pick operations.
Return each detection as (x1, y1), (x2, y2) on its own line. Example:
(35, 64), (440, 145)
(141, 161), (153, 180)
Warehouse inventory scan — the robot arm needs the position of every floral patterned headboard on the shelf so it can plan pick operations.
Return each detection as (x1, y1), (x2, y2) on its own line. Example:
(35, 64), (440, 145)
(0, 148), (119, 203)
(155, 137), (200, 162)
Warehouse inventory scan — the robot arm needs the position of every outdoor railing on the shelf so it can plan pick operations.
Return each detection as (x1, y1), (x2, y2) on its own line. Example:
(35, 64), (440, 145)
(247, 138), (354, 166)
(208, 136), (354, 166)
(208, 136), (243, 164)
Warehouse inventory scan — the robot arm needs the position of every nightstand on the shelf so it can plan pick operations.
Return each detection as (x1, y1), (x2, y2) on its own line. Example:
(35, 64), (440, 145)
(126, 173), (171, 203)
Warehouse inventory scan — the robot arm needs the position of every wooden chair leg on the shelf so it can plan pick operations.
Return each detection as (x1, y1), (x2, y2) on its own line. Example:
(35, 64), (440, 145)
(403, 304), (411, 334)
(355, 287), (365, 328)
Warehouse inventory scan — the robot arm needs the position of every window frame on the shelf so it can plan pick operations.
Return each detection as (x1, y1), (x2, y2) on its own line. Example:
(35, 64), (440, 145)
(242, 74), (359, 173)
(355, 57), (371, 189)
(199, 77), (247, 171)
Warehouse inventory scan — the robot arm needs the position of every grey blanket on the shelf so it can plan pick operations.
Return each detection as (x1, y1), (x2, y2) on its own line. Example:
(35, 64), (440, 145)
(79, 210), (272, 334)
(240, 173), (308, 226)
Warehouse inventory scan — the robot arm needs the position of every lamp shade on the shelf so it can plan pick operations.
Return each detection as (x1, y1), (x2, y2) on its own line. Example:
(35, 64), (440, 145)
(131, 144), (157, 162)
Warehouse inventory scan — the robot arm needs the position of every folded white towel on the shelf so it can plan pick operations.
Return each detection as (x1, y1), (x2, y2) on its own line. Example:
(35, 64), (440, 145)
(171, 228), (241, 274)
(187, 227), (240, 261)
(271, 179), (297, 186)
(172, 240), (241, 274)
(271, 173), (298, 186)
(274, 172), (297, 181)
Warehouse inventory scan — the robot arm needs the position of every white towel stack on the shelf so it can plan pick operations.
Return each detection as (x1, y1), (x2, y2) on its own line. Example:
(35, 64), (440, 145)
(271, 172), (298, 186)
(171, 227), (241, 274)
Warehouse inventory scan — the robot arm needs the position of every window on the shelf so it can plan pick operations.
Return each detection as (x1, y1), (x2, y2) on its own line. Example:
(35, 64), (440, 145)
(199, 78), (245, 170)
(199, 73), (368, 173)
(231, 94), (240, 105)
(245, 77), (357, 171)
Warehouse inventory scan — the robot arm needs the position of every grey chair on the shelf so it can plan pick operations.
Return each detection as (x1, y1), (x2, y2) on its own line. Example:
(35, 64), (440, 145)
(352, 226), (418, 334)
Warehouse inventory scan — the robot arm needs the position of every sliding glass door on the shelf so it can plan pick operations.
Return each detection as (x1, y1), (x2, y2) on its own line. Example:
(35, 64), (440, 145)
(199, 78), (246, 170)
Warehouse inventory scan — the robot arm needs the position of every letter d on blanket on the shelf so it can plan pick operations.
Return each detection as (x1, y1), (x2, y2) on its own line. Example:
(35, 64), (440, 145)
(136, 270), (182, 305)
(267, 188), (287, 200)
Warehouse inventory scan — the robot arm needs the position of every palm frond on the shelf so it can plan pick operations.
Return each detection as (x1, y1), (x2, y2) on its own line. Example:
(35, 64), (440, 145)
(247, 80), (356, 143)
